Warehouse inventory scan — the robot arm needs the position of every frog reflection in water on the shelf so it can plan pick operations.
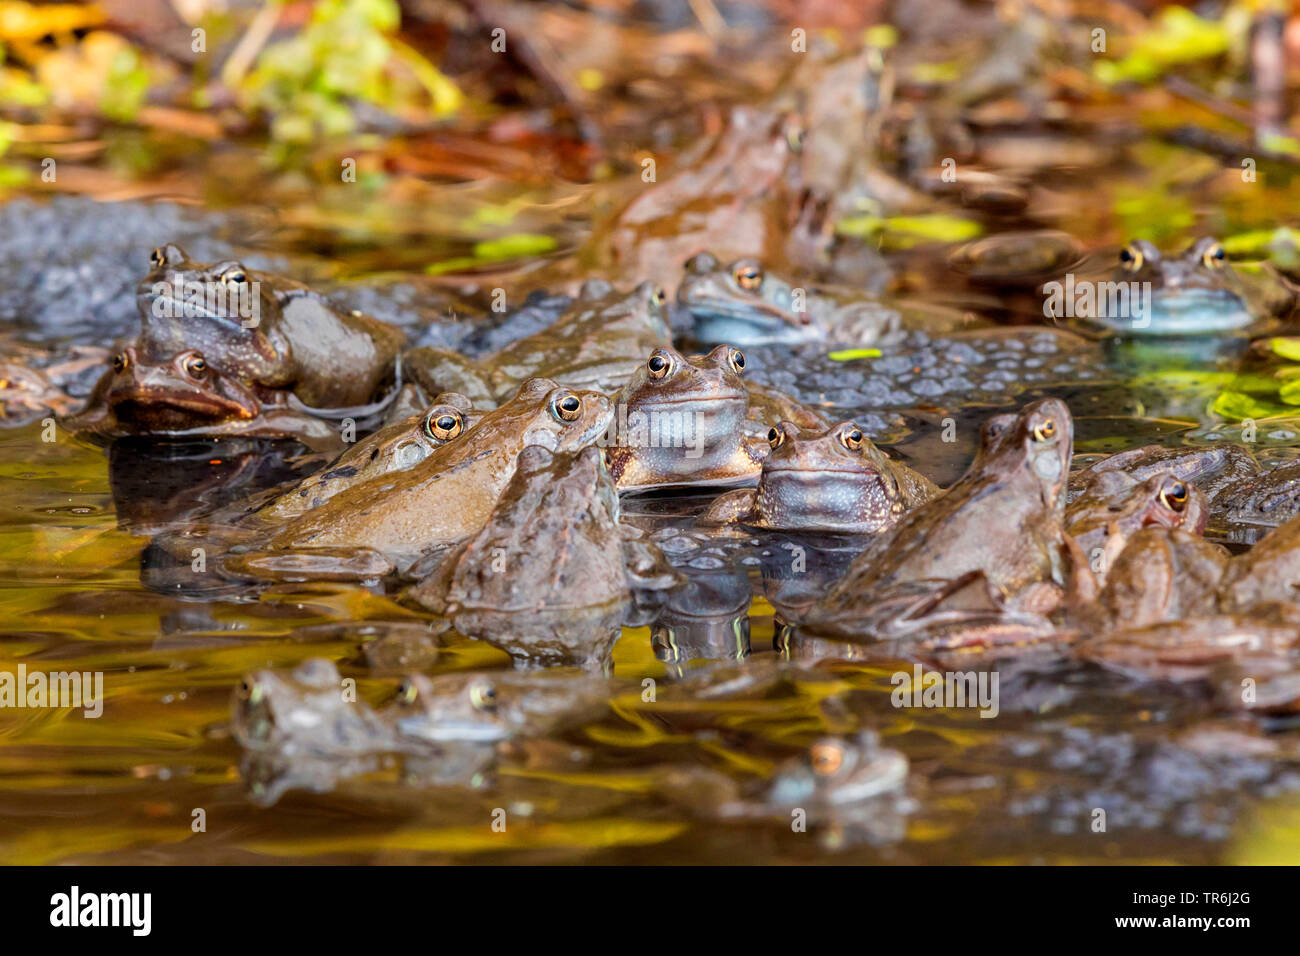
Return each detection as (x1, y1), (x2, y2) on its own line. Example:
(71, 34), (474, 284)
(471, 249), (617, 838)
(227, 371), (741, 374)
(1079, 237), (1293, 336)
(231, 658), (400, 759)
(803, 399), (1089, 642)
(405, 280), (671, 409)
(233, 378), (614, 577)
(259, 394), (481, 521)
(604, 345), (772, 492)
(406, 444), (678, 667)
(701, 420), (939, 534)
(386, 671), (613, 745)
(677, 253), (905, 347)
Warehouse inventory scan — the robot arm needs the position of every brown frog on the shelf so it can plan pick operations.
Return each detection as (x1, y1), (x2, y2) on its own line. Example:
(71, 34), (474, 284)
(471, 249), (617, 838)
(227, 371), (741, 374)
(603, 345), (770, 492)
(73, 345), (342, 448)
(700, 420), (939, 534)
(1218, 512), (1300, 611)
(234, 377), (614, 576)
(1066, 472), (1206, 584)
(404, 280), (670, 409)
(1079, 527), (1229, 635)
(1068, 442), (1258, 504)
(802, 398), (1089, 640)
(135, 244), (406, 408)
(259, 394), (481, 521)
(406, 444), (678, 667)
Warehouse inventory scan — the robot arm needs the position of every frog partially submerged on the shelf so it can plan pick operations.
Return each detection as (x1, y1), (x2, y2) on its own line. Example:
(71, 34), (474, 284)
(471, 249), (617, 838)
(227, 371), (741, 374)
(406, 444), (678, 667)
(404, 280), (670, 409)
(802, 399), (1089, 641)
(385, 671), (613, 744)
(234, 377), (614, 576)
(136, 244), (406, 408)
(677, 253), (905, 347)
(604, 345), (771, 492)
(1079, 527), (1229, 634)
(1065, 472), (1206, 584)
(700, 420), (939, 534)
(74, 344), (343, 448)
(1210, 458), (1300, 529)
(1218, 511), (1300, 611)
(1075, 238), (1293, 336)
(1068, 441), (1258, 503)
(259, 394), (480, 521)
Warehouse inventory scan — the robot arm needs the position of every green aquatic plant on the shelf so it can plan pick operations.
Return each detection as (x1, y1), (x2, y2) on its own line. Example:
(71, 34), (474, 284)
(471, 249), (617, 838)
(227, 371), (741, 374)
(1094, 6), (1243, 85)
(242, 0), (460, 146)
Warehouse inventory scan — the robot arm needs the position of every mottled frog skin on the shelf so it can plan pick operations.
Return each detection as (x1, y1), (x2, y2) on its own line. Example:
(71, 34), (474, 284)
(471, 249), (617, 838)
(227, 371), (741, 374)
(404, 280), (671, 408)
(700, 420), (939, 534)
(604, 345), (769, 492)
(136, 244), (406, 408)
(406, 444), (678, 667)
(260, 394), (481, 520)
(803, 398), (1087, 640)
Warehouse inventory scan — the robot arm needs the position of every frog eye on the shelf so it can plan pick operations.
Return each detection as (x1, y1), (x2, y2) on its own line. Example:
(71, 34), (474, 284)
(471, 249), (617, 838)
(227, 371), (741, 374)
(469, 679), (497, 712)
(1032, 419), (1057, 442)
(652, 287), (667, 306)
(1201, 242), (1226, 270)
(647, 351), (673, 380)
(727, 348), (746, 373)
(733, 263), (763, 291)
(1119, 243), (1144, 272)
(220, 268), (248, 287)
(235, 678), (260, 704)
(810, 741), (844, 776)
(183, 354), (207, 377)
(112, 352), (129, 373)
(551, 392), (582, 422)
(784, 119), (806, 153)
(839, 426), (864, 451)
(396, 679), (419, 705)
(424, 408), (464, 442)
(149, 247), (167, 268)
(1160, 481), (1189, 512)
(767, 426), (784, 449)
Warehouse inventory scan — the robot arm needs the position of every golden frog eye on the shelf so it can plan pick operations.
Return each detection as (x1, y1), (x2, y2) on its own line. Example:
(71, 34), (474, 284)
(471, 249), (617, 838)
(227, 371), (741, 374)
(396, 679), (419, 706)
(183, 354), (207, 377)
(840, 426), (864, 451)
(469, 679), (497, 712)
(727, 348), (746, 373)
(552, 392), (582, 422)
(149, 247), (167, 268)
(1160, 481), (1189, 512)
(1201, 242), (1226, 270)
(810, 741), (844, 776)
(112, 352), (129, 373)
(767, 426), (784, 449)
(424, 408), (463, 442)
(1119, 243), (1144, 272)
(220, 268), (248, 287)
(734, 263), (763, 291)
(652, 287), (667, 306)
(1032, 419), (1057, 442)
(647, 351), (672, 380)
(235, 678), (259, 703)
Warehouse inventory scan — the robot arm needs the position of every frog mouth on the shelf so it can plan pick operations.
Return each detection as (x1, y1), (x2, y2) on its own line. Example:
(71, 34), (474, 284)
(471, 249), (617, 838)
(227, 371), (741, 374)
(109, 384), (258, 422)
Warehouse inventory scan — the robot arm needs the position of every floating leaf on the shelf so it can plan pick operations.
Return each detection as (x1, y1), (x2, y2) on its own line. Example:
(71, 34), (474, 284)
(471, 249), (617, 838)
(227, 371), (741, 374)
(828, 348), (883, 361)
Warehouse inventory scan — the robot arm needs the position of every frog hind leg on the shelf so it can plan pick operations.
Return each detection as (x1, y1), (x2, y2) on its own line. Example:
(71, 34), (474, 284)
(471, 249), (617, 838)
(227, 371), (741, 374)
(698, 489), (758, 526)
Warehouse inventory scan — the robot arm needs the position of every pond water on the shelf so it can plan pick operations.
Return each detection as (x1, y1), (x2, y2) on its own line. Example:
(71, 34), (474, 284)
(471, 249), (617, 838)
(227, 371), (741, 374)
(3, 112), (1300, 864)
